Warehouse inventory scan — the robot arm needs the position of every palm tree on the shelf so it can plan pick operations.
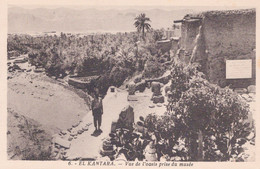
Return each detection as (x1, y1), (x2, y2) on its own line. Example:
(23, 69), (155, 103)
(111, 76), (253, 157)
(134, 13), (151, 39)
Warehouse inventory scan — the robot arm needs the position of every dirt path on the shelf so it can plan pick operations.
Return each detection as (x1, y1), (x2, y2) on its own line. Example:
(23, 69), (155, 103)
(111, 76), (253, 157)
(64, 86), (168, 160)
(66, 88), (129, 159)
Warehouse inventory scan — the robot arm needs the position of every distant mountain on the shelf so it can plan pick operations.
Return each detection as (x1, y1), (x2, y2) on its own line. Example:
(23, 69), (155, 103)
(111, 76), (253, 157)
(8, 7), (194, 33)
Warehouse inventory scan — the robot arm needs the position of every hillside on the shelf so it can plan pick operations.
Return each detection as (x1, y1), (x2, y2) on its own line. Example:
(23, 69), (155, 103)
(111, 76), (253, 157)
(8, 56), (90, 131)
(8, 7), (193, 33)
(7, 108), (53, 160)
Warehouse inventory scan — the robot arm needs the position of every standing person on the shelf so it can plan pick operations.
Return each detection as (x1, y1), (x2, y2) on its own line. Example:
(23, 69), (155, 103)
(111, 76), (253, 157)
(91, 88), (103, 133)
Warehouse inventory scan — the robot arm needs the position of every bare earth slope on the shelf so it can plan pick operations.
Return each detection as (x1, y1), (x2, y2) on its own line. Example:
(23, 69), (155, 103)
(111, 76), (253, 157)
(8, 61), (89, 132)
(7, 108), (53, 160)
(7, 57), (91, 160)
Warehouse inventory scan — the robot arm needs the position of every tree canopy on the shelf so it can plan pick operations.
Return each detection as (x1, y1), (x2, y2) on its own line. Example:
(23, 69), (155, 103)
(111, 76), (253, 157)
(134, 13), (151, 39)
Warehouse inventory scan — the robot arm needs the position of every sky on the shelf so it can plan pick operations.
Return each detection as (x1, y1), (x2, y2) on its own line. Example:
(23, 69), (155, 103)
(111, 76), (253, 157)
(8, 5), (253, 12)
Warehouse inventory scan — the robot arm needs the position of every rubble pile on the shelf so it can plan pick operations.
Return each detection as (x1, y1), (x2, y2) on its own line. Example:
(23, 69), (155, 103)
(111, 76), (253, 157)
(51, 121), (92, 160)
(234, 85), (256, 102)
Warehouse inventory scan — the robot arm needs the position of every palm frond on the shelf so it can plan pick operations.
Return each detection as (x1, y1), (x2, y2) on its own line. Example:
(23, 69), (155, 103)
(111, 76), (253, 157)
(144, 23), (151, 30)
(134, 13), (151, 36)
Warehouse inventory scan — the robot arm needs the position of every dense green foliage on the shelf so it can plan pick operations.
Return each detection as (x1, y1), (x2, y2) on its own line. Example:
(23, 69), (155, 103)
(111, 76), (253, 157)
(166, 60), (253, 161)
(8, 30), (165, 94)
(9, 29), (253, 161)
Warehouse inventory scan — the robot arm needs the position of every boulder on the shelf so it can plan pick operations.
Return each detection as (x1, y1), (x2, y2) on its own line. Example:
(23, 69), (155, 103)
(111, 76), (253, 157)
(72, 121), (80, 128)
(152, 95), (164, 104)
(135, 80), (146, 92)
(157, 104), (163, 107)
(82, 125), (89, 131)
(34, 68), (45, 73)
(117, 105), (134, 129)
(248, 93), (255, 99)
(136, 123), (145, 133)
(145, 71), (171, 85)
(77, 130), (84, 135)
(70, 130), (77, 137)
(147, 82), (151, 89)
(234, 88), (247, 94)
(60, 130), (67, 135)
(144, 142), (157, 161)
(13, 58), (27, 64)
(128, 82), (136, 95)
(149, 105), (155, 108)
(127, 95), (138, 101)
(151, 82), (161, 96)
(247, 85), (256, 93)
(54, 137), (71, 149)
(164, 86), (171, 95)
(100, 143), (115, 157)
(111, 121), (117, 133)
(134, 74), (142, 83)
(68, 137), (73, 141)
(241, 94), (251, 102)
(13, 64), (21, 70)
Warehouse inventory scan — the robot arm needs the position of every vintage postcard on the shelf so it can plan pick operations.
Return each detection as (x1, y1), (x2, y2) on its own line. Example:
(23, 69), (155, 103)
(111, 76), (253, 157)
(0, 0), (259, 169)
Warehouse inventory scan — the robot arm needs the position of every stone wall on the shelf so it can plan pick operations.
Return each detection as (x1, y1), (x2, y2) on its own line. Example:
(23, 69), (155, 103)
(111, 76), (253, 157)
(171, 37), (180, 57)
(156, 40), (172, 54)
(68, 76), (100, 92)
(179, 9), (256, 88)
(180, 19), (202, 63)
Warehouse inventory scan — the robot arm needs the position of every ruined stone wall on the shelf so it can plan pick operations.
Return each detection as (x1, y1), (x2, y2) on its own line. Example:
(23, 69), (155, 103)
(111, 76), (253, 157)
(171, 38), (180, 57)
(180, 9), (256, 88)
(156, 40), (172, 54)
(203, 9), (256, 87)
(180, 19), (201, 63)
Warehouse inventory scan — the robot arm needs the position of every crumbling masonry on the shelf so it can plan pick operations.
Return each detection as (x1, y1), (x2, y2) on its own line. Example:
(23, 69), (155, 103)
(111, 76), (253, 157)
(176, 9), (256, 88)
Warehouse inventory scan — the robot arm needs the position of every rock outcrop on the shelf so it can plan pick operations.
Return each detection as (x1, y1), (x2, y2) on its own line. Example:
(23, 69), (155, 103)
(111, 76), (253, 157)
(135, 80), (146, 92)
(151, 82), (165, 104)
(116, 105), (134, 129)
(151, 82), (162, 96)
(128, 82), (136, 95)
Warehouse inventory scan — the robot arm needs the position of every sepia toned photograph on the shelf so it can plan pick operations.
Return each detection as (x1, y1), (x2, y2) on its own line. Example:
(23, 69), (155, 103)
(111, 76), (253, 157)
(6, 2), (256, 163)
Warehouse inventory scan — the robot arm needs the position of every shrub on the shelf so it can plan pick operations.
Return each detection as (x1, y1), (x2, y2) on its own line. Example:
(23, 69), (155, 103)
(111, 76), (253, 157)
(166, 60), (254, 161)
(111, 60), (254, 161)
(143, 56), (166, 78)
